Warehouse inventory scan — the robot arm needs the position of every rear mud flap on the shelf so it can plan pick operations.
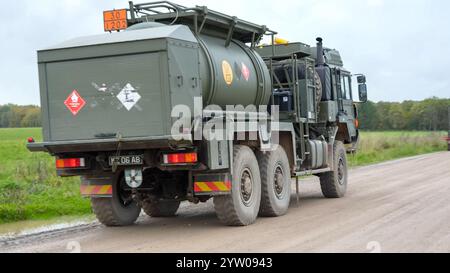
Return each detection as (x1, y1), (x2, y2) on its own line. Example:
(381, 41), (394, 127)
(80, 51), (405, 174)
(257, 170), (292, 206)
(193, 173), (232, 196)
(80, 175), (114, 197)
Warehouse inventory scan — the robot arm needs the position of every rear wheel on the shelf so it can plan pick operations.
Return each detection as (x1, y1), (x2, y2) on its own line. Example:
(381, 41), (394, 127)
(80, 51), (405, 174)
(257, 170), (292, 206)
(214, 145), (261, 226)
(142, 200), (180, 217)
(318, 141), (348, 198)
(91, 174), (141, 226)
(257, 146), (291, 217)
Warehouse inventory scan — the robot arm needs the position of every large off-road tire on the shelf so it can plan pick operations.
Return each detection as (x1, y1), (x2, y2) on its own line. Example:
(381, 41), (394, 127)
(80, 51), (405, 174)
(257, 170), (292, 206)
(256, 146), (292, 217)
(142, 200), (181, 217)
(91, 175), (141, 227)
(214, 145), (261, 226)
(318, 141), (348, 198)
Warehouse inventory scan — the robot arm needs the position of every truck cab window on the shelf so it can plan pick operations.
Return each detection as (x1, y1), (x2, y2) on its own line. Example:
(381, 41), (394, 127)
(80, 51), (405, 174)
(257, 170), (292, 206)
(345, 75), (352, 100)
(340, 75), (351, 100)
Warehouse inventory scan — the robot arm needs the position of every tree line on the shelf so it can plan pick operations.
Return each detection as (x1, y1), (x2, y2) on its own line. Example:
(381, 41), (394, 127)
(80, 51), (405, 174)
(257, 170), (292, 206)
(0, 104), (41, 128)
(0, 97), (449, 130)
(357, 97), (450, 131)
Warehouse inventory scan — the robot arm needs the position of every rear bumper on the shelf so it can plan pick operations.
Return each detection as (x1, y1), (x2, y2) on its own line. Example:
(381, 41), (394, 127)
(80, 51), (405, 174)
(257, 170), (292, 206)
(27, 134), (192, 154)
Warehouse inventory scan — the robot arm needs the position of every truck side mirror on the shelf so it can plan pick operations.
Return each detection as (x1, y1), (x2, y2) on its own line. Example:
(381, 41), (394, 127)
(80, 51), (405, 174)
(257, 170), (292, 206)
(358, 84), (368, 103)
(357, 75), (366, 84)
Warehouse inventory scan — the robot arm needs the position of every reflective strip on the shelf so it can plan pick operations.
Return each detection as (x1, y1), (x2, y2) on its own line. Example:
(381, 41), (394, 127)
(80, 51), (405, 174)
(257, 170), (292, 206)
(194, 181), (231, 192)
(195, 182), (212, 192)
(214, 182), (230, 191)
(207, 182), (220, 191)
(98, 185), (112, 195)
(80, 185), (112, 196)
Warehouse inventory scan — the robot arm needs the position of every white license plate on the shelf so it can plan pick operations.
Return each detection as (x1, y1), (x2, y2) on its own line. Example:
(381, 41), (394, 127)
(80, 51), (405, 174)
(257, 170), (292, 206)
(109, 155), (144, 166)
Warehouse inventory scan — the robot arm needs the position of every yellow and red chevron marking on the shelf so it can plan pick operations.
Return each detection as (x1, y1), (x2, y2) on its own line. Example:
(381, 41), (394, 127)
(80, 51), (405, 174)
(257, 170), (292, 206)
(194, 181), (231, 193)
(80, 185), (113, 196)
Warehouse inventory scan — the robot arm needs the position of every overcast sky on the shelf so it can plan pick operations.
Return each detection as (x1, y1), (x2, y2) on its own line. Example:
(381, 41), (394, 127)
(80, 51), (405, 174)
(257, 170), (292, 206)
(0, 0), (449, 105)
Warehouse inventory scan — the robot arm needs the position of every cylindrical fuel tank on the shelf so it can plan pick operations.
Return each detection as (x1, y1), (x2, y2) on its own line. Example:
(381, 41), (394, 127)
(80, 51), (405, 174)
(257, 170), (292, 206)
(197, 35), (272, 107)
(127, 23), (272, 108)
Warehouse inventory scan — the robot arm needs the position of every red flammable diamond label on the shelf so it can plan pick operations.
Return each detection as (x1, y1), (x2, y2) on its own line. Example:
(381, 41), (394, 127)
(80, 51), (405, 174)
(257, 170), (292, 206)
(64, 90), (86, 116)
(241, 62), (250, 81)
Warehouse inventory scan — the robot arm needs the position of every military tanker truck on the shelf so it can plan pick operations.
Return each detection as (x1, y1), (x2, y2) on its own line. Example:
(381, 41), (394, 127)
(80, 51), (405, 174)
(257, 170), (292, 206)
(27, 1), (368, 226)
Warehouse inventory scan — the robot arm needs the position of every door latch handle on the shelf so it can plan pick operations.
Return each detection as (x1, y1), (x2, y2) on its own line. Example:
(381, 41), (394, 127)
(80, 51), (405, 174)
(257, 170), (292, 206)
(177, 75), (184, 87)
(192, 77), (198, 88)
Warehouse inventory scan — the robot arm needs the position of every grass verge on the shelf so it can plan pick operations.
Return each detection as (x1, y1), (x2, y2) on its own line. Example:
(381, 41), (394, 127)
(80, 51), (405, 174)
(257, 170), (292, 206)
(348, 131), (447, 166)
(0, 128), (90, 224)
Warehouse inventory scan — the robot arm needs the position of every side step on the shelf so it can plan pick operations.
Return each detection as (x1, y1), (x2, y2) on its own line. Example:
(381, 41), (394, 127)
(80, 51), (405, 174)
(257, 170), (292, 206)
(293, 167), (331, 206)
(295, 167), (331, 177)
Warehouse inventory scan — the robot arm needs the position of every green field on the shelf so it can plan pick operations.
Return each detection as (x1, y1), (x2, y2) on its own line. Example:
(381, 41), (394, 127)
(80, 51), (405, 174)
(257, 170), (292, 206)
(348, 131), (447, 166)
(0, 128), (90, 224)
(0, 128), (447, 224)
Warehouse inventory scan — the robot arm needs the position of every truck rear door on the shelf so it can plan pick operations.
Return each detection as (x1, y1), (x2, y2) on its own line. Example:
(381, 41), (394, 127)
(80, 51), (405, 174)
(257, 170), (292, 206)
(36, 25), (199, 144)
(43, 52), (168, 141)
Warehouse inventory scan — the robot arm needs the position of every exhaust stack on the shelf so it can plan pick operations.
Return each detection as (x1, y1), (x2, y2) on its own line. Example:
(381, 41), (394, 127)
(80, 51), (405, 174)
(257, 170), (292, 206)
(316, 37), (325, 66)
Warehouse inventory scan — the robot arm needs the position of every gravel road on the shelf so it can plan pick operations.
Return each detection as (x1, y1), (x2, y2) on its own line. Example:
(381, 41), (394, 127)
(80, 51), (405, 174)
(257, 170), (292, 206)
(1, 152), (449, 253)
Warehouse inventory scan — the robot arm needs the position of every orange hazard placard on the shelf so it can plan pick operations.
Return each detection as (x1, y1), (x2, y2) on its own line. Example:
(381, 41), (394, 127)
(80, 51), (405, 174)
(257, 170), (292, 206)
(103, 9), (128, 32)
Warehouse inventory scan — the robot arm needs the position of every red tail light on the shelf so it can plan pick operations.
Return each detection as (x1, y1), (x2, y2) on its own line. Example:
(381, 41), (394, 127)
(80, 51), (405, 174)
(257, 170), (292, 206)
(56, 158), (86, 169)
(163, 152), (198, 164)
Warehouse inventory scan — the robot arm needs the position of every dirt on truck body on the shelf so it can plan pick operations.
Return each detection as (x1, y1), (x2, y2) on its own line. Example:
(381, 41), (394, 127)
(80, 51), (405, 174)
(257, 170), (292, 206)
(28, 1), (368, 227)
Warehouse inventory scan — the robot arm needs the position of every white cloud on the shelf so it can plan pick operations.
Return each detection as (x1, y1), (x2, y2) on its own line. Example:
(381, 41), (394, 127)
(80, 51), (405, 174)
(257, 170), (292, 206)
(367, 0), (384, 8)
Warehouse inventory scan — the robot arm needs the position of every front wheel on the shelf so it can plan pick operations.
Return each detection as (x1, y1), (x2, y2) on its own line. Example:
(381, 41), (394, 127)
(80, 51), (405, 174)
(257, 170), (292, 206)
(318, 141), (348, 198)
(91, 174), (141, 227)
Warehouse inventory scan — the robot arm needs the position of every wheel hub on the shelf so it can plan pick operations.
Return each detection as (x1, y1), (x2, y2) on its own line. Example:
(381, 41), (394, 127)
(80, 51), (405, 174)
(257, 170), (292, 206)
(240, 169), (253, 205)
(274, 166), (284, 198)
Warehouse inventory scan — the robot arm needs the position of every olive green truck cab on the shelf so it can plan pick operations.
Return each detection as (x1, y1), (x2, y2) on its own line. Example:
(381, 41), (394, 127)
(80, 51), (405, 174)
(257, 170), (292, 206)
(28, 1), (368, 226)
